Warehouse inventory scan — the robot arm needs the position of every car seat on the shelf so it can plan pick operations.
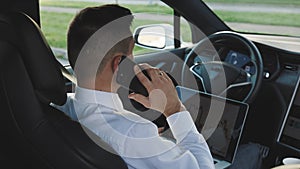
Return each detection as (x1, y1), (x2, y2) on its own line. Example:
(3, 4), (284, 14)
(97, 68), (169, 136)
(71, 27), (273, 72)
(0, 12), (128, 169)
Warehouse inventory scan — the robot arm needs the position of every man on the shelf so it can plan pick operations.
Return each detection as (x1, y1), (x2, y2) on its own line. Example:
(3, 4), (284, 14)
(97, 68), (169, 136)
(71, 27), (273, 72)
(58, 4), (215, 169)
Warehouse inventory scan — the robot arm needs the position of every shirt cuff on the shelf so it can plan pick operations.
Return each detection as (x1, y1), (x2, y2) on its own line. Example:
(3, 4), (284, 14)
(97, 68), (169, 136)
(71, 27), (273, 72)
(166, 111), (199, 142)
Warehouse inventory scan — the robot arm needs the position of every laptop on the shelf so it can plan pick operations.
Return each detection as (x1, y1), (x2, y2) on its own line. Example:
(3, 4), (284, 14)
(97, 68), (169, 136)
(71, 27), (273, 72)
(176, 86), (249, 169)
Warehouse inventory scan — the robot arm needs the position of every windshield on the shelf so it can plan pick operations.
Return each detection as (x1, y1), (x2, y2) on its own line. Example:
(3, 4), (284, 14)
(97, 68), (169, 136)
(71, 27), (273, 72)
(203, 0), (300, 37)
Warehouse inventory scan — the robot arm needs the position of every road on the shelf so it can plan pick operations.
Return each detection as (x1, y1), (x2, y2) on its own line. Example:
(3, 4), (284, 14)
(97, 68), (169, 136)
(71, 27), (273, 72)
(40, 6), (171, 21)
(70, 0), (300, 14)
(41, 6), (300, 36)
(43, 1), (300, 57)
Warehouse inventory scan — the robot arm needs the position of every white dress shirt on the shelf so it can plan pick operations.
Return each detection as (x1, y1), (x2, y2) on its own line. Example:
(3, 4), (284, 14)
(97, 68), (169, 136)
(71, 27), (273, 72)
(54, 86), (215, 169)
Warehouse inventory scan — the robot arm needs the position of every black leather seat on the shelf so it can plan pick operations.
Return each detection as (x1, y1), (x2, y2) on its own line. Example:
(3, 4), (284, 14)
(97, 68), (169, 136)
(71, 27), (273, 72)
(0, 12), (127, 169)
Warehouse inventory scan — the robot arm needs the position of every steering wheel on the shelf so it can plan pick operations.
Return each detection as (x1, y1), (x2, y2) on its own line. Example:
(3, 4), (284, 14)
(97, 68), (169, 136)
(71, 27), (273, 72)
(181, 31), (263, 103)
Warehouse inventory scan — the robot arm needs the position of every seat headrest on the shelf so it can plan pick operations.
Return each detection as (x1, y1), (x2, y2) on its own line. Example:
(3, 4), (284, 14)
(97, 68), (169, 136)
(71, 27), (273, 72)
(0, 12), (66, 105)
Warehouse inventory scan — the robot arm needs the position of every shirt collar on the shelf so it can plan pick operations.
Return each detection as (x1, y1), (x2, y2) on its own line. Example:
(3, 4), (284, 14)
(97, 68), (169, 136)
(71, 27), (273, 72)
(74, 86), (124, 112)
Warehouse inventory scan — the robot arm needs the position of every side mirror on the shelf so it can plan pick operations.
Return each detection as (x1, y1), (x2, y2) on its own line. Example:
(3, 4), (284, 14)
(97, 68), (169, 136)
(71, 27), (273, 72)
(133, 24), (174, 50)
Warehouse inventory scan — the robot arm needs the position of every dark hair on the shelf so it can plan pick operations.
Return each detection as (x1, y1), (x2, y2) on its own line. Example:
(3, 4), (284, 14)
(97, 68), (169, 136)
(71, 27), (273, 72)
(67, 4), (133, 71)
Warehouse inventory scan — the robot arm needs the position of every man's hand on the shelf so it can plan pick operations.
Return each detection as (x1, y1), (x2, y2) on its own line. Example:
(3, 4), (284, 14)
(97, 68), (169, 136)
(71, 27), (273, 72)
(128, 63), (186, 117)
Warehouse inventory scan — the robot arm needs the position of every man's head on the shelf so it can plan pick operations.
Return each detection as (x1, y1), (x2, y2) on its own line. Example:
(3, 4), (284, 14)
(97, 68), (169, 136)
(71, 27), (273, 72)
(67, 4), (134, 91)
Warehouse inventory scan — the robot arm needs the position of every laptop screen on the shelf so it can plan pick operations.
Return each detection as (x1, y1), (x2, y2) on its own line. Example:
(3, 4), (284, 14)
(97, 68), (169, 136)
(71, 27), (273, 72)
(176, 86), (249, 163)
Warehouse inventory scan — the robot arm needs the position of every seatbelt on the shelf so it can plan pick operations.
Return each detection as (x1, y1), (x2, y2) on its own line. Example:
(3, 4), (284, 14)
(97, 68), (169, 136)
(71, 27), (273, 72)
(57, 61), (77, 85)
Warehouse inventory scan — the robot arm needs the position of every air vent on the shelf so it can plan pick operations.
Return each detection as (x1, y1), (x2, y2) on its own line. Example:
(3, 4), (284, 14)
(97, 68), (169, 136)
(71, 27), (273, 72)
(284, 64), (298, 71)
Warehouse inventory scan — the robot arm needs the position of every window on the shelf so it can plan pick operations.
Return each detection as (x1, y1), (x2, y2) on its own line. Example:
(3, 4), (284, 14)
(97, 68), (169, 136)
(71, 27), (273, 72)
(203, 0), (300, 37)
(40, 0), (193, 59)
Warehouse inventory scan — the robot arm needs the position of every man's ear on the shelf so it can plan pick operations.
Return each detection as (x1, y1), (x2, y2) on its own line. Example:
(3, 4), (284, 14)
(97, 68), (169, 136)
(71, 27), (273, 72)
(112, 55), (123, 73)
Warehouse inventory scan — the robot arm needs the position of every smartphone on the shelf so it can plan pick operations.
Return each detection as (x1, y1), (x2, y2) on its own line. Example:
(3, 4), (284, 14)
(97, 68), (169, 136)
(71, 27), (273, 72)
(117, 55), (178, 96)
(116, 55), (150, 96)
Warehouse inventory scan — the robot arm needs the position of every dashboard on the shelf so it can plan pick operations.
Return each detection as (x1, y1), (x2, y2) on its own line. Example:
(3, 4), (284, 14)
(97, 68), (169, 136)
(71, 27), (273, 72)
(136, 33), (300, 166)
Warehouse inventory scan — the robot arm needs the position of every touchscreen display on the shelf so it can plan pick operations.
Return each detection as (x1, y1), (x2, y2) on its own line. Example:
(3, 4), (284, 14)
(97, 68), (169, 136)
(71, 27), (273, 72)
(279, 106), (300, 150)
(278, 78), (300, 152)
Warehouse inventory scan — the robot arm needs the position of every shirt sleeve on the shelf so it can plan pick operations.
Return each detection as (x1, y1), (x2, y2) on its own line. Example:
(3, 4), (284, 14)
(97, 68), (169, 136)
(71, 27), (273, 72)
(122, 111), (215, 169)
(167, 110), (199, 142)
(167, 111), (215, 169)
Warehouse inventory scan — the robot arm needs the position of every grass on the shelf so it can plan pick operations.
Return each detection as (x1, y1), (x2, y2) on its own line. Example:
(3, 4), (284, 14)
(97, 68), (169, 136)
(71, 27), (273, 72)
(40, 0), (300, 56)
(40, 0), (300, 11)
(203, 0), (300, 6)
(41, 0), (300, 7)
(41, 9), (300, 55)
(40, 0), (102, 8)
(40, 11), (177, 55)
(40, 1), (174, 55)
(41, 11), (74, 48)
(215, 11), (300, 27)
(40, 0), (173, 15)
(40, 0), (300, 28)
